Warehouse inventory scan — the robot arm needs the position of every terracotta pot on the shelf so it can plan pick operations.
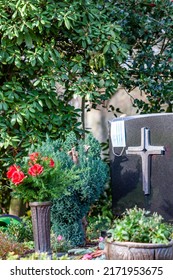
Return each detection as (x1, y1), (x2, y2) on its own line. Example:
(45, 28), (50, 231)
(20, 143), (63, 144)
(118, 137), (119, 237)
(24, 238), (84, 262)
(105, 240), (173, 260)
(29, 201), (52, 253)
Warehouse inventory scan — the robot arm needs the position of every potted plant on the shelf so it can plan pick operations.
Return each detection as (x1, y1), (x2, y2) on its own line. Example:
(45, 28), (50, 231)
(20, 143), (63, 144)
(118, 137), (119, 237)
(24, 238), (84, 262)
(105, 206), (173, 260)
(6, 151), (80, 253)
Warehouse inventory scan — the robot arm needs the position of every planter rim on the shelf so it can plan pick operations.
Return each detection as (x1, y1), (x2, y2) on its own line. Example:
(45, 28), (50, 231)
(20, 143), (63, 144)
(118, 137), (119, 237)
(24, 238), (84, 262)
(29, 201), (52, 207)
(105, 239), (173, 249)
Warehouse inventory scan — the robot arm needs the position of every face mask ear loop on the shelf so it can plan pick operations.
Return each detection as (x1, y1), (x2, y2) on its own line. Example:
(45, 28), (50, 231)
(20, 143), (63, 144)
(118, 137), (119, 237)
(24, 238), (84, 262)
(112, 146), (125, 157)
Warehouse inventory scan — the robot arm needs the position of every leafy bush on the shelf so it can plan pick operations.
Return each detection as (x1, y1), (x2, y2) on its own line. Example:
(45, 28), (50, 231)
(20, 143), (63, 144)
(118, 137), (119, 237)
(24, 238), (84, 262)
(112, 0), (173, 113)
(87, 215), (112, 241)
(4, 216), (33, 243)
(0, 0), (128, 211)
(107, 206), (173, 244)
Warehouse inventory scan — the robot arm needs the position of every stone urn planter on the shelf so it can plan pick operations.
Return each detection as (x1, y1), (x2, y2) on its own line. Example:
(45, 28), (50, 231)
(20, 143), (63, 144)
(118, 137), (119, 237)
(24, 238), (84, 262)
(29, 201), (52, 253)
(105, 240), (173, 260)
(105, 207), (173, 260)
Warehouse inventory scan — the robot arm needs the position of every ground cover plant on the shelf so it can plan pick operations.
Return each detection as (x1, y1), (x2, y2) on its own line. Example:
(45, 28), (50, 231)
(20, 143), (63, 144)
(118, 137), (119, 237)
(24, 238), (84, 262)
(3, 216), (33, 243)
(0, 221), (107, 260)
(0, 231), (30, 260)
(107, 206), (173, 244)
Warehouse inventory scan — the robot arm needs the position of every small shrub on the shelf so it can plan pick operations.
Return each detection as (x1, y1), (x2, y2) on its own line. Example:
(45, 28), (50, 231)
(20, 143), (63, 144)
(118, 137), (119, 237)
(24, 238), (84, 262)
(0, 232), (29, 260)
(5, 216), (33, 243)
(87, 215), (112, 240)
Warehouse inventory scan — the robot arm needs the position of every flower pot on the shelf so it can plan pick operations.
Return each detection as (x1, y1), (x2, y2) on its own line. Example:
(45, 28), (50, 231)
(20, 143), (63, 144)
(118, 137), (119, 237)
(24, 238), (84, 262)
(105, 240), (173, 260)
(29, 201), (52, 253)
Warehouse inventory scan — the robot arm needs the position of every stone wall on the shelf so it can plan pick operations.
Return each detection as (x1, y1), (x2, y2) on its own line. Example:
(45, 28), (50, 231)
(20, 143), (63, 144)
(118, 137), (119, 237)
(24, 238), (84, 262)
(85, 88), (147, 143)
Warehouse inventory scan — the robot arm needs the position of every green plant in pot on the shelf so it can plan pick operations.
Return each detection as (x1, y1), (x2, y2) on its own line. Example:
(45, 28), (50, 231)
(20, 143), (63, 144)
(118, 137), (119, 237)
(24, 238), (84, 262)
(6, 152), (79, 203)
(105, 206), (173, 260)
(6, 150), (80, 253)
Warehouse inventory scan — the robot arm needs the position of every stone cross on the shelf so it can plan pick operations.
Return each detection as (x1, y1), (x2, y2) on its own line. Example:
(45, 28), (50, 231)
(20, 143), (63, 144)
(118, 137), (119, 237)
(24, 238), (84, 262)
(126, 127), (165, 195)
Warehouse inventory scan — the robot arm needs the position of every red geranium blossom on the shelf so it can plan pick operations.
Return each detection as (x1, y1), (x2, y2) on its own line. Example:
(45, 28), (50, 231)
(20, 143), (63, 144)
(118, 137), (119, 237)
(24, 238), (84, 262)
(7, 165), (20, 179)
(6, 151), (64, 202)
(28, 164), (44, 176)
(11, 170), (26, 185)
(49, 158), (55, 167)
(42, 157), (55, 167)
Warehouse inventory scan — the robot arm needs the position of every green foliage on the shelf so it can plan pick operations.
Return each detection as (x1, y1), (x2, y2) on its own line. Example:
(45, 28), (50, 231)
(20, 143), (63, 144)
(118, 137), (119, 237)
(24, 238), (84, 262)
(6, 251), (70, 260)
(3, 216), (33, 243)
(107, 206), (173, 244)
(0, 0), (127, 147)
(35, 132), (110, 246)
(0, 184), (10, 213)
(0, 0), (127, 211)
(111, 0), (173, 113)
(87, 215), (112, 240)
(7, 151), (80, 202)
(51, 195), (87, 246)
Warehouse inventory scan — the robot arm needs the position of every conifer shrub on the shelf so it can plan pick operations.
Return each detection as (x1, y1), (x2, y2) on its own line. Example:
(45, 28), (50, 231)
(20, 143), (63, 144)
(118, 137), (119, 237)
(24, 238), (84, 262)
(34, 132), (109, 246)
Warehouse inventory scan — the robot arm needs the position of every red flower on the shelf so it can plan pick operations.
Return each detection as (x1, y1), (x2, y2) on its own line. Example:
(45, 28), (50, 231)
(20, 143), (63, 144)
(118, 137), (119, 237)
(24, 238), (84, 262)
(29, 152), (39, 162)
(7, 165), (20, 179)
(28, 164), (44, 176)
(11, 170), (26, 185)
(49, 158), (55, 167)
(149, 3), (156, 7)
(42, 156), (55, 167)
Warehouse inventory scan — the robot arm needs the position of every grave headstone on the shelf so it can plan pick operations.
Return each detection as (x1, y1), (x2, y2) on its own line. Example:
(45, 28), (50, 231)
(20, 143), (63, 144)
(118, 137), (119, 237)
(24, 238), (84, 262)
(109, 113), (173, 222)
